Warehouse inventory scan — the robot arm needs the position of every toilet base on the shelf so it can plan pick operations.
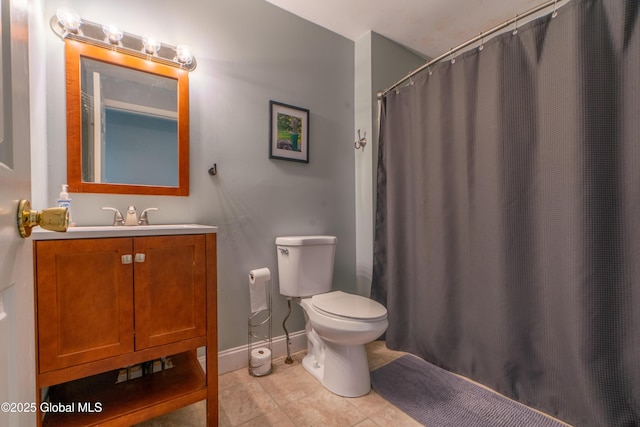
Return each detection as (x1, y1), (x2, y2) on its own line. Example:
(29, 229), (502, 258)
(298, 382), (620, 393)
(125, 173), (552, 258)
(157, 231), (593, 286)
(302, 341), (371, 397)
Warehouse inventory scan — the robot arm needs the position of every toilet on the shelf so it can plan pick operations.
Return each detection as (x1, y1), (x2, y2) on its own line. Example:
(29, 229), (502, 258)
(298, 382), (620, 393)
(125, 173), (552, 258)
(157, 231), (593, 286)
(276, 235), (388, 397)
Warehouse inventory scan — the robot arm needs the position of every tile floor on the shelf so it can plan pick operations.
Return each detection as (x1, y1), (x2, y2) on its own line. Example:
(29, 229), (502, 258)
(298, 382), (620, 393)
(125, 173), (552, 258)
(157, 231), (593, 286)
(137, 341), (570, 427)
(137, 341), (421, 426)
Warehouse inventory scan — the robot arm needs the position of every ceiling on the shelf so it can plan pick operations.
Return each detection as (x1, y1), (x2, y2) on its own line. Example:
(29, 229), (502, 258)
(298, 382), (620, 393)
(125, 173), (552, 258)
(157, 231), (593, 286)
(264, 0), (565, 59)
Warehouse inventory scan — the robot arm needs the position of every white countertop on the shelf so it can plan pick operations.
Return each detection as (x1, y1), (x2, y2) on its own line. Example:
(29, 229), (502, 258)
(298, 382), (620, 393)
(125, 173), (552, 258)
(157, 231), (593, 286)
(31, 224), (218, 240)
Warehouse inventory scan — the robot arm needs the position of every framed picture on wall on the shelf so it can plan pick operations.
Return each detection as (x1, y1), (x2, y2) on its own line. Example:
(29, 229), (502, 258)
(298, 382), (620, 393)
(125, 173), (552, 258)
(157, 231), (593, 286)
(269, 101), (309, 163)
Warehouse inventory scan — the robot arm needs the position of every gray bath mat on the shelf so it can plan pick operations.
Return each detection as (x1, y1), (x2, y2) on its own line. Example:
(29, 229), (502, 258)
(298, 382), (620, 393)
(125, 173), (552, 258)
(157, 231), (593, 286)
(371, 354), (567, 427)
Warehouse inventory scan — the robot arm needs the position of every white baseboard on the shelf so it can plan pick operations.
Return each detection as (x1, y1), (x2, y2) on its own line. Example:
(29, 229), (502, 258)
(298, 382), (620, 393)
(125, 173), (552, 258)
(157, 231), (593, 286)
(199, 330), (307, 375)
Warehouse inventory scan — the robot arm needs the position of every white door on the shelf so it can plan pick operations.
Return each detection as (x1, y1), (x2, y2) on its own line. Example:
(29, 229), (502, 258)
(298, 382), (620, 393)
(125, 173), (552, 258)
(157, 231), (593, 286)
(0, 0), (35, 426)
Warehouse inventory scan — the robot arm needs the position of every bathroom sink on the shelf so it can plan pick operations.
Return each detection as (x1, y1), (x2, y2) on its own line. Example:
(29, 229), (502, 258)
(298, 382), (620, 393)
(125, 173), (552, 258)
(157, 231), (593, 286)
(31, 224), (217, 240)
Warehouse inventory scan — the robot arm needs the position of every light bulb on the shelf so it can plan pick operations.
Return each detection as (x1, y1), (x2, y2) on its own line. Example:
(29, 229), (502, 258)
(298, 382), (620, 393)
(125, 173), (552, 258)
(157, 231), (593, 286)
(142, 35), (161, 55)
(56, 7), (81, 33)
(102, 24), (123, 44)
(175, 44), (193, 65)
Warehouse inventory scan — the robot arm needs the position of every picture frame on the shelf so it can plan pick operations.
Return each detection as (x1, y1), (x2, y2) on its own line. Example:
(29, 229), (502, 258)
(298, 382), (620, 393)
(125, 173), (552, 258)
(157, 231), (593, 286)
(269, 101), (309, 163)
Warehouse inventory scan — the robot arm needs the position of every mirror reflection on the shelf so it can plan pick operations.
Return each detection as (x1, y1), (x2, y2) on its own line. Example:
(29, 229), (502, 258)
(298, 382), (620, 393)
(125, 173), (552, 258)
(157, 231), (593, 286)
(81, 58), (178, 186)
(65, 40), (189, 196)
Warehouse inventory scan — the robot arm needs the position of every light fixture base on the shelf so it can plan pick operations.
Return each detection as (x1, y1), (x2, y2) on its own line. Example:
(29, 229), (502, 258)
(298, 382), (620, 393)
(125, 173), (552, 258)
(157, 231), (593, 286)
(50, 13), (196, 71)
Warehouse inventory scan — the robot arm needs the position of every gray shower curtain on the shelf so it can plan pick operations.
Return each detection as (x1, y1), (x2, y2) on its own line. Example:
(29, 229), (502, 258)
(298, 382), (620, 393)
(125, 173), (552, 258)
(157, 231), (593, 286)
(372, 0), (640, 425)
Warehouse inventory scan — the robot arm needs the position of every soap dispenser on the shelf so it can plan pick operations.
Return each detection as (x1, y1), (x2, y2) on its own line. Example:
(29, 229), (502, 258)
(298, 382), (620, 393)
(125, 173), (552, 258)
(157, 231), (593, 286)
(57, 184), (74, 227)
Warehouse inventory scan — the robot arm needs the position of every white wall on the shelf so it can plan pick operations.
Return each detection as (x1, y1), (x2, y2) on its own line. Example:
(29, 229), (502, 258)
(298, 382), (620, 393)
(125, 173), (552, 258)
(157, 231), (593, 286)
(38, 0), (355, 351)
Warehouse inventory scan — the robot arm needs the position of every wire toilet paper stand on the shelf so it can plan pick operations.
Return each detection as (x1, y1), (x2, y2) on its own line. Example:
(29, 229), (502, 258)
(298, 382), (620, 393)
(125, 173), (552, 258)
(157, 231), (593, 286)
(248, 275), (273, 377)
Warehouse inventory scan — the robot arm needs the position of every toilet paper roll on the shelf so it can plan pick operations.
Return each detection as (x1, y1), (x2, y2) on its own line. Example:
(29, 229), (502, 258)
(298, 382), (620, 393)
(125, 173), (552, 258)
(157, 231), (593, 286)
(252, 361), (271, 376)
(250, 347), (272, 375)
(249, 268), (271, 284)
(250, 347), (271, 365)
(248, 268), (270, 313)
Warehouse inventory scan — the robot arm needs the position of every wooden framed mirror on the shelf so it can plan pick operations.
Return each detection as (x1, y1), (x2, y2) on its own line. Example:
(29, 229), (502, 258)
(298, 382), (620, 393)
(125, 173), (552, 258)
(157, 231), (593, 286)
(65, 40), (189, 196)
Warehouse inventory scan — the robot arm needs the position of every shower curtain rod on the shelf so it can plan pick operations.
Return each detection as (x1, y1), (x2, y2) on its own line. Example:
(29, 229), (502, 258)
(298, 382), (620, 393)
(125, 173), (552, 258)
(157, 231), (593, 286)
(378, 0), (567, 99)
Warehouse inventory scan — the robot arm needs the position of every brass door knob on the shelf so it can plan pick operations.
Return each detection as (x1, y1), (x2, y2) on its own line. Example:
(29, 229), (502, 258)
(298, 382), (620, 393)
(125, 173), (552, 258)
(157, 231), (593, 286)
(17, 200), (69, 238)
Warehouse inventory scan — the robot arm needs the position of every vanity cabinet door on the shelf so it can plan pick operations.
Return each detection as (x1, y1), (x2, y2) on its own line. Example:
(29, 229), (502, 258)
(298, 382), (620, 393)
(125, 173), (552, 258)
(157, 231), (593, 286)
(35, 238), (135, 373)
(133, 235), (206, 349)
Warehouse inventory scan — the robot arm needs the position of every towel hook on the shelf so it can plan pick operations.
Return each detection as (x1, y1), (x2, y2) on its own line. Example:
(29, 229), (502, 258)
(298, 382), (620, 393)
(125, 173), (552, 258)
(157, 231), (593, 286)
(354, 129), (367, 151)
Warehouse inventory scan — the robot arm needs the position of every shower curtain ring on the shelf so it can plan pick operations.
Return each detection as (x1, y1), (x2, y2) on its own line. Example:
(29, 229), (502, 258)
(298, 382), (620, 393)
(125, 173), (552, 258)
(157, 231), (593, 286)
(478, 33), (484, 51)
(428, 66), (433, 76)
(512, 15), (519, 35)
(450, 49), (456, 64)
(552, 0), (558, 18)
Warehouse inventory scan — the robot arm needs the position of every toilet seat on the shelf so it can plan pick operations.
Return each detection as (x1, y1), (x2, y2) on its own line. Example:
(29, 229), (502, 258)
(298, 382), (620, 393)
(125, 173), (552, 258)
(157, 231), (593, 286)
(311, 291), (387, 321)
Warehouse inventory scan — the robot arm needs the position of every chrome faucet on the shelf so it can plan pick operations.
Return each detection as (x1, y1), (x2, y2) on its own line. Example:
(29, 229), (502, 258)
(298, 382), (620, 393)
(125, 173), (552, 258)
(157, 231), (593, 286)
(102, 206), (159, 226)
(101, 207), (125, 226)
(124, 205), (138, 226)
(138, 208), (159, 225)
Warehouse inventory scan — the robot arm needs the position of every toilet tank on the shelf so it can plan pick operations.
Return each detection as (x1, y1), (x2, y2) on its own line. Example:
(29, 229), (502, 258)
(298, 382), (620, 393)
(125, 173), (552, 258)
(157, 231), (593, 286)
(276, 236), (337, 297)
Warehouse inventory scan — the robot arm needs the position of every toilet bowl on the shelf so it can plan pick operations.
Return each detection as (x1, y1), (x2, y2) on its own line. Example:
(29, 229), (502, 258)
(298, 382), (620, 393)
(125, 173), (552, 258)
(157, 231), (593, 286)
(302, 291), (387, 345)
(298, 292), (388, 397)
(276, 236), (388, 397)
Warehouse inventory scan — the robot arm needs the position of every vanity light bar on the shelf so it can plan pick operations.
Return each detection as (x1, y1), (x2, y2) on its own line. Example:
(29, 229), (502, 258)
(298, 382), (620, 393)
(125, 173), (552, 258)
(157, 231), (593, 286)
(50, 8), (197, 72)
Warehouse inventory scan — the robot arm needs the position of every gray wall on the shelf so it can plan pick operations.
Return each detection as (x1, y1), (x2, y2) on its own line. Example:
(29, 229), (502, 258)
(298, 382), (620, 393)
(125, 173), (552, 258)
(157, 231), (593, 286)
(354, 31), (424, 300)
(40, 0), (355, 350)
(370, 32), (427, 150)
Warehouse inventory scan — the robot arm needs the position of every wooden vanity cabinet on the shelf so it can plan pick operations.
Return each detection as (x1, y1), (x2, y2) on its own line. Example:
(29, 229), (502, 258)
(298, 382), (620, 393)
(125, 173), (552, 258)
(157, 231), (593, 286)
(36, 237), (135, 373)
(33, 232), (217, 426)
(133, 235), (207, 349)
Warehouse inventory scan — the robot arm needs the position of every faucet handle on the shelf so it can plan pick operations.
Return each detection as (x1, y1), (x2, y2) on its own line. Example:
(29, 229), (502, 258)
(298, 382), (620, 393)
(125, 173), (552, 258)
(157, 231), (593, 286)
(138, 208), (159, 226)
(101, 207), (125, 226)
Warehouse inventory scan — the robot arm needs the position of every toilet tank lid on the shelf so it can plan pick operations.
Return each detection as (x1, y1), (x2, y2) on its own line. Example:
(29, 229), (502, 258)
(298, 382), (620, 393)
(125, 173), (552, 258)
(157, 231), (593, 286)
(275, 235), (337, 246)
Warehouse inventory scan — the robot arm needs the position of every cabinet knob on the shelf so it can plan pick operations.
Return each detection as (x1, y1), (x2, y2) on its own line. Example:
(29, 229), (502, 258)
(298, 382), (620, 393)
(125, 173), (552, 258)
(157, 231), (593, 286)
(135, 253), (146, 263)
(122, 255), (133, 264)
